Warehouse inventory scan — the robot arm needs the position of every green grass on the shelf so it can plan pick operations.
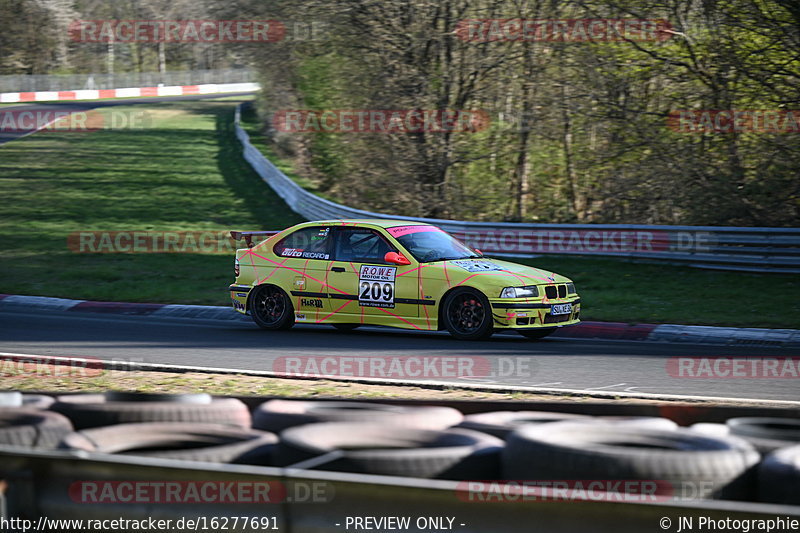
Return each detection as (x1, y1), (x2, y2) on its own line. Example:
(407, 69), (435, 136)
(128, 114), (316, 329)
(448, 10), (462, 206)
(0, 100), (797, 327)
(510, 256), (799, 328)
(0, 99), (303, 304)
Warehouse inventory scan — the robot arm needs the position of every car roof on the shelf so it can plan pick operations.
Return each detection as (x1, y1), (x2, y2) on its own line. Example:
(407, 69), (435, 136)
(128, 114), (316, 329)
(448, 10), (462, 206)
(301, 219), (435, 229)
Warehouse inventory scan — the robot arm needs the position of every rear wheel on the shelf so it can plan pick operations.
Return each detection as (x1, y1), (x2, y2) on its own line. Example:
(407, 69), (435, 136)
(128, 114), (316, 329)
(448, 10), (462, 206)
(519, 328), (557, 340)
(250, 285), (295, 330)
(442, 288), (493, 340)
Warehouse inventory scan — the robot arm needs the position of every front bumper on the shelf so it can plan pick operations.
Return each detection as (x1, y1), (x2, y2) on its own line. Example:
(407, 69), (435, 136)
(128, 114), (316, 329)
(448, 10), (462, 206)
(229, 284), (252, 315)
(490, 297), (581, 329)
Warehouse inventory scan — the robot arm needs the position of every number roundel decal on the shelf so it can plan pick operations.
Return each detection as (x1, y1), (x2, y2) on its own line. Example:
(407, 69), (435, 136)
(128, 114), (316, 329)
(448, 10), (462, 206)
(358, 265), (397, 308)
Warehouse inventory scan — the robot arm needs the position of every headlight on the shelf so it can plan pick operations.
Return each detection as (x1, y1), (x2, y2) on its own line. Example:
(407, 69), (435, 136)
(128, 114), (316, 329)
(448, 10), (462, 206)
(500, 286), (539, 298)
(567, 282), (576, 294)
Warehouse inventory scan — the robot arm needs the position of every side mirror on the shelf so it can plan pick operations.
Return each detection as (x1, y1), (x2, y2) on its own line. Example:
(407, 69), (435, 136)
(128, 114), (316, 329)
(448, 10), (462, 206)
(384, 251), (411, 265)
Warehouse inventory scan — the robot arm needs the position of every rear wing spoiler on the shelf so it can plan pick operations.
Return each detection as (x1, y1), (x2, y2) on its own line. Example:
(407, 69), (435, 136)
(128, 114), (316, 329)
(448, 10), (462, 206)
(230, 230), (280, 248)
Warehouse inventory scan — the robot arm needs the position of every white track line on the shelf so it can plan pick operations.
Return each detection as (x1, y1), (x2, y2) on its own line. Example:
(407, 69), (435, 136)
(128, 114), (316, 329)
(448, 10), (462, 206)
(1, 351), (798, 406)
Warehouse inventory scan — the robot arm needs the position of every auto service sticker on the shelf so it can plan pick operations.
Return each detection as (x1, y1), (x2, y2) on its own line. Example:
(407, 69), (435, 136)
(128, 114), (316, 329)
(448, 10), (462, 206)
(358, 265), (396, 308)
(450, 259), (504, 272)
(281, 248), (330, 260)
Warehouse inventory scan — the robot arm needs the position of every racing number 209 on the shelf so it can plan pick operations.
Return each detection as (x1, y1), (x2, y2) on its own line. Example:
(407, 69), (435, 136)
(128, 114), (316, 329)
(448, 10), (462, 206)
(360, 281), (393, 302)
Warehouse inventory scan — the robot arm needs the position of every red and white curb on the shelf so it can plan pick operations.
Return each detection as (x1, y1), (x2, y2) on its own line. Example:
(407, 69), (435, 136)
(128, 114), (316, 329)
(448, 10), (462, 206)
(1, 293), (798, 347)
(0, 82), (258, 103)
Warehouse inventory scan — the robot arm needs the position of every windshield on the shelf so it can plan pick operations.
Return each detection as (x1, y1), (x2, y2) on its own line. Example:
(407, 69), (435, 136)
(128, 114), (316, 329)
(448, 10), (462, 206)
(388, 225), (479, 263)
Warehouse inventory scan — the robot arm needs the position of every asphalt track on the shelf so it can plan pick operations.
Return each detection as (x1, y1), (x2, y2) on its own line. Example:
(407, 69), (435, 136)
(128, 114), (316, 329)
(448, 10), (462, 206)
(0, 92), (254, 145)
(1, 310), (798, 402)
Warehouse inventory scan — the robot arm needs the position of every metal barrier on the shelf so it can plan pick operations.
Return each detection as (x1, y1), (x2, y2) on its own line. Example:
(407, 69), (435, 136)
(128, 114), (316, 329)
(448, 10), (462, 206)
(0, 68), (255, 93)
(234, 105), (800, 274)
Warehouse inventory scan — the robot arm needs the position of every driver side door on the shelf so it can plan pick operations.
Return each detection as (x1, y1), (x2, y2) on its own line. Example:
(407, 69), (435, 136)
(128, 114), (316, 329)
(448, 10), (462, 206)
(327, 227), (420, 322)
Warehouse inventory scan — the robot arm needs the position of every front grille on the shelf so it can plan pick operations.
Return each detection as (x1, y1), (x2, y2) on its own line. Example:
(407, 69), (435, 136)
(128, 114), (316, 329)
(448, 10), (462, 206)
(544, 285), (567, 299)
(544, 313), (572, 324)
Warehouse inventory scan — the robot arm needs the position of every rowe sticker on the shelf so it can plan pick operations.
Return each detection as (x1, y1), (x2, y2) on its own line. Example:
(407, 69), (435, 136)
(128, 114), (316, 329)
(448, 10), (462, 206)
(358, 265), (397, 308)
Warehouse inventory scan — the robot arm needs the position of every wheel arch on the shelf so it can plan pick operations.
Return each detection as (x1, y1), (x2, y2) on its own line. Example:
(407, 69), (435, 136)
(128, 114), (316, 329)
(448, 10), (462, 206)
(436, 284), (490, 331)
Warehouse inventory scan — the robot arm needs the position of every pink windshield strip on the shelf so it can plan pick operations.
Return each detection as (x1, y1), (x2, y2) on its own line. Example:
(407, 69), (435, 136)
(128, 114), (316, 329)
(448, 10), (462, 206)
(386, 225), (443, 238)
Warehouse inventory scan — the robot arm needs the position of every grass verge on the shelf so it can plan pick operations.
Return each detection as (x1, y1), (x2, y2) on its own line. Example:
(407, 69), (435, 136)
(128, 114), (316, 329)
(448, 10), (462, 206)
(0, 99), (303, 304)
(0, 364), (778, 406)
(511, 256), (799, 328)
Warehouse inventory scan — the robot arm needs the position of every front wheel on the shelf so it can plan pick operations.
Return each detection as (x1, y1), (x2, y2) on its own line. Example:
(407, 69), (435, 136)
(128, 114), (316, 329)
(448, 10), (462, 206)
(250, 285), (295, 330)
(442, 288), (493, 340)
(518, 328), (557, 340)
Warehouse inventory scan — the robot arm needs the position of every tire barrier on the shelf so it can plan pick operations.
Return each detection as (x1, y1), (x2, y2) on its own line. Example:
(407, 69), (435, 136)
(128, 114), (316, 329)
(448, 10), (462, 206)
(50, 392), (251, 429)
(253, 400), (463, 433)
(0, 392), (797, 532)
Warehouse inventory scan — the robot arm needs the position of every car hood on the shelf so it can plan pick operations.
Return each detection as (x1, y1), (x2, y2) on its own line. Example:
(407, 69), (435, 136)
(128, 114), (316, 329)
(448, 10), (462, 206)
(437, 257), (572, 286)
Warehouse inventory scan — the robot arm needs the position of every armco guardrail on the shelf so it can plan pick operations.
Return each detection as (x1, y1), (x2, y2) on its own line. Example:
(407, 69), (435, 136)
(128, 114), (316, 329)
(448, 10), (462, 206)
(234, 105), (800, 274)
(0, 68), (255, 93)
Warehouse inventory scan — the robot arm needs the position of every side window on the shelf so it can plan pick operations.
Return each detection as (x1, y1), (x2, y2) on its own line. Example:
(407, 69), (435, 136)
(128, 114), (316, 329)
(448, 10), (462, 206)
(335, 229), (394, 263)
(273, 227), (332, 260)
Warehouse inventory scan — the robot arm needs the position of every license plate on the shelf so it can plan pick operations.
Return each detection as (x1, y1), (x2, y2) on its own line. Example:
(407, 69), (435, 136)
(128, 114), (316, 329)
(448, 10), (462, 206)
(551, 303), (572, 315)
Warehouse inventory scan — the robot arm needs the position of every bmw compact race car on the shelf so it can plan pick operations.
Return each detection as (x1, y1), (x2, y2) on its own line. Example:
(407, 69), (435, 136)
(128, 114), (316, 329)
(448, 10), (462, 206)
(229, 220), (580, 340)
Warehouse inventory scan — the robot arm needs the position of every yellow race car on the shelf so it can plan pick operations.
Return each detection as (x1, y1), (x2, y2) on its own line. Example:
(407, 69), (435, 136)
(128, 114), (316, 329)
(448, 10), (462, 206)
(229, 220), (580, 340)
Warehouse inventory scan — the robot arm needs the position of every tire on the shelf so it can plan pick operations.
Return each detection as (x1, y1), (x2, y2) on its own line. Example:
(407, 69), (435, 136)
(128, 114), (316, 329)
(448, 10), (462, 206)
(690, 423), (731, 438)
(22, 394), (55, 409)
(458, 412), (676, 440)
(332, 324), (360, 331)
(253, 400), (463, 433)
(442, 288), (493, 340)
(60, 423), (278, 465)
(503, 422), (760, 500)
(592, 416), (678, 431)
(50, 393), (251, 430)
(0, 392), (22, 407)
(277, 422), (503, 479)
(0, 408), (74, 449)
(457, 411), (590, 439)
(757, 445), (800, 505)
(518, 328), (557, 340)
(726, 417), (800, 453)
(105, 391), (211, 404)
(250, 284), (295, 330)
